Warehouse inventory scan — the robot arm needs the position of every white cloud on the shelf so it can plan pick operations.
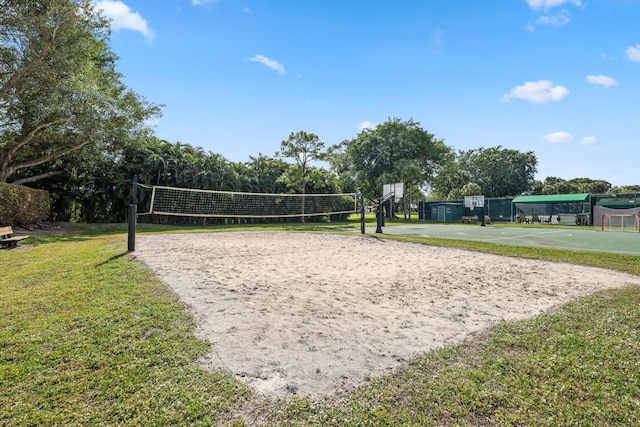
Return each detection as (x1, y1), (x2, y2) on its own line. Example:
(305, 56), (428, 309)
(581, 135), (597, 145)
(544, 131), (574, 143)
(535, 11), (570, 27)
(192, 0), (217, 5)
(502, 80), (569, 103)
(626, 44), (640, 62)
(526, 0), (580, 29)
(526, 0), (581, 11)
(358, 121), (376, 131)
(247, 55), (286, 74)
(586, 74), (618, 87)
(94, 1), (153, 38)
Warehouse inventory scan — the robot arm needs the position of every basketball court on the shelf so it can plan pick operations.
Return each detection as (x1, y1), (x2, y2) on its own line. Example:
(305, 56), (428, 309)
(366, 223), (640, 255)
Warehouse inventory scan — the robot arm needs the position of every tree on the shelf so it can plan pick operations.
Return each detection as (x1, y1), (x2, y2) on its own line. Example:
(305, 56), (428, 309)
(0, 0), (159, 184)
(331, 117), (451, 202)
(278, 131), (326, 222)
(542, 178), (571, 195)
(461, 182), (482, 196)
(433, 146), (537, 198)
(568, 178), (611, 194)
(541, 177), (612, 195)
(610, 184), (640, 193)
(245, 153), (288, 193)
(430, 159), (470, 200)
(463, 146), (537, 198)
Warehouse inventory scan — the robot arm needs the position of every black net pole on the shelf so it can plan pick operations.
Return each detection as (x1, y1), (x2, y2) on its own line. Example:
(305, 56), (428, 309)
(359, 190), (365, 234)
(375, 201), (383, 233)
(128, 175), (138, 252)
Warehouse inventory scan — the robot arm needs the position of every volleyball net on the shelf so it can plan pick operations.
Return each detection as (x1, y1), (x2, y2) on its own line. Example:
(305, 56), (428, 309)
(137, 184), (359, 219)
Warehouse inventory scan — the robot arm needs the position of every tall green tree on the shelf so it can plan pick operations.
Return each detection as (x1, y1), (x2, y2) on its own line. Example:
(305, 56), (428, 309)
(464, 146), (537, 198)
(278, 131), (326, 222)
(0, 0), (159, 184)
(433, 146), (537, 198)
(331, 118), (450, 201)
(567, 178), (611, 194)
(541, 177), (612, 195)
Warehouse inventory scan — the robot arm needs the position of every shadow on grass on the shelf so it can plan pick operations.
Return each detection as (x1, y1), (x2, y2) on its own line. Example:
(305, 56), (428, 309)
(96, 251), (130, 267)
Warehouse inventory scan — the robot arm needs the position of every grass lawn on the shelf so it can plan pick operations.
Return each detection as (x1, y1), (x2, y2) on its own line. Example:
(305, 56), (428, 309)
(1, 221), (639, 426)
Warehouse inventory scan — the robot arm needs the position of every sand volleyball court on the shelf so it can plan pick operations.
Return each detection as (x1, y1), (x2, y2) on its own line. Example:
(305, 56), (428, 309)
(134, 231), (640, 397)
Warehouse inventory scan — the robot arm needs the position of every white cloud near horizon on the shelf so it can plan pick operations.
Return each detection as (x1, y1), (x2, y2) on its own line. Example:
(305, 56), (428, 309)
(626, 44), (640, 62)
(544, 131), (574, 143)
(526, 0), (581, 11)
(502, 80), (569, 103)
(586, 74), (618, 87)
(94, 0), (153, 38)
(582, 135), (597, 145)
(247, 55), (286, 74)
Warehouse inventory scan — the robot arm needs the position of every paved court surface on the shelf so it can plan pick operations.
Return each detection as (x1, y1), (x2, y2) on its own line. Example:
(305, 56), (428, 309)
(364, 223), (640, 255)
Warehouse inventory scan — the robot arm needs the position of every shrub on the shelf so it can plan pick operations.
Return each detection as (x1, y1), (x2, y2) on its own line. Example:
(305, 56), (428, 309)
(0, 183), (49, 225)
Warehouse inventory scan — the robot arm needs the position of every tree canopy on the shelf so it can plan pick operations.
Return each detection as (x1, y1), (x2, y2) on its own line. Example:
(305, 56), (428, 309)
(0, 0), (159, 184)
(432, 146), (538, 199)
(541, 177), (612, 195)
(277, 131), (326, 193)
(277, 131), (327, 222)
(330, 118), (450, 201)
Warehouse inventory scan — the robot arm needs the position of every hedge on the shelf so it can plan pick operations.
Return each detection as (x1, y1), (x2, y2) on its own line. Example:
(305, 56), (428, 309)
(0, 183), (50, 225)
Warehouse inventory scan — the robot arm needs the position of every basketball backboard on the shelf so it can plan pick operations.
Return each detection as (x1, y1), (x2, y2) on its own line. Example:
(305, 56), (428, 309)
(464, 195), (485, 209)
(383, 183), (404, 202)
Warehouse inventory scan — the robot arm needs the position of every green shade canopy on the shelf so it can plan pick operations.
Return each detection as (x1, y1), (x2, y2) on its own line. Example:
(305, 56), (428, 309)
(512, 193), (590, 204)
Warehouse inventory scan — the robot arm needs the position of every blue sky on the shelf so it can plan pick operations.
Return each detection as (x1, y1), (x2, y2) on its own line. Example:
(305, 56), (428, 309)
(95, 0), (640, 187)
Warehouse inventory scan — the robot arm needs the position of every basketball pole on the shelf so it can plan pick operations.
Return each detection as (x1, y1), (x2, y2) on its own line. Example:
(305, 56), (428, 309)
(127, 175), (137, 252)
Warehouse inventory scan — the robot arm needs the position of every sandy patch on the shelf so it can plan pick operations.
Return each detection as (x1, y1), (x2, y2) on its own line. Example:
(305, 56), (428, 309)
(133, 231), (640, 398)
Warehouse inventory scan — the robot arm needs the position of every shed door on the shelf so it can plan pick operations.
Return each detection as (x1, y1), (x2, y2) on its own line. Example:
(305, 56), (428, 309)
(438, 206), (446, 222)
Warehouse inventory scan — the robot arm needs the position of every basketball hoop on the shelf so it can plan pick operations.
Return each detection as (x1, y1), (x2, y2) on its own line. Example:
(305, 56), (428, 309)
(464, 195), (484, 209)
(464, 195), (486, 226)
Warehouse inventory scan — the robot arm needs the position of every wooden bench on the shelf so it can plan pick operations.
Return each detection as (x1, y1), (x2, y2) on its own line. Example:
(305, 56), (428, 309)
(0, 226), (29, 248)
(460, 215), (479, 224)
